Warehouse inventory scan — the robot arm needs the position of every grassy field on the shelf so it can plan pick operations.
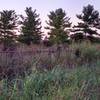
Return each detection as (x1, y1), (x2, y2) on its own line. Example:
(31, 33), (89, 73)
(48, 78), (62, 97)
(0, 42), (100, 100)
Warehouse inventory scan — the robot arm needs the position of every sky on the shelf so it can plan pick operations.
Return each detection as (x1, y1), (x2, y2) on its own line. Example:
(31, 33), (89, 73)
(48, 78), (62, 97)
(0, 0), (100, 33)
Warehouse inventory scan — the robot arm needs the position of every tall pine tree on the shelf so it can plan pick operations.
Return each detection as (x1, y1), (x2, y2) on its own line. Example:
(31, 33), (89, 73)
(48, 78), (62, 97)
(71, 4), (100, 42)
(45, 8), (71, 44)
(0, 10), (18, 50)
(19, 7), (42, 45)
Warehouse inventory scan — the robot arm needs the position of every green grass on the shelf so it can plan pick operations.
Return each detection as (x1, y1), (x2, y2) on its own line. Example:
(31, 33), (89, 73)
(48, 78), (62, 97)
(0, 42), (100, 100)
(0, 62), (100, 100)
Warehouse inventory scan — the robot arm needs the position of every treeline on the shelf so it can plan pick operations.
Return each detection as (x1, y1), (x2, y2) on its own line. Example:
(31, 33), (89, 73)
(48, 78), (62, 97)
(0, 4), (100, 50)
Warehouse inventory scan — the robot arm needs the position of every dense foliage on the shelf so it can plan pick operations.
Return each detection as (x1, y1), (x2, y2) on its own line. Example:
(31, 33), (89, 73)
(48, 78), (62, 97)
(45, 8), (71, 44)
(18, 7), (42, 45)
(0, 10), (18, 50)
(0, 5), (99, 46)
(71, 4), (100, 42)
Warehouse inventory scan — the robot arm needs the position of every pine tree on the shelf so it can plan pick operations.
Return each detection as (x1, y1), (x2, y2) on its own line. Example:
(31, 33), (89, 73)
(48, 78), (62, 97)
(45, 8), (71, 44)
(0, 10), (18, 50)
(71, 4), (100, 42)
(19, 7), (42, 45)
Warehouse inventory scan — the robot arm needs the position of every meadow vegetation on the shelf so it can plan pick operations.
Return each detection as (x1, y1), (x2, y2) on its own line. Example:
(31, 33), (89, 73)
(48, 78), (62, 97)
(0, 3), (100, 100)
(0, 42), (100, 100)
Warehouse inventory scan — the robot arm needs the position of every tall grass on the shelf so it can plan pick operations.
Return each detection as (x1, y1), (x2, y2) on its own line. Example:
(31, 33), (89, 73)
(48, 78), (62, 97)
(0, 42), (100, 100)
(0, 62), (100, 100)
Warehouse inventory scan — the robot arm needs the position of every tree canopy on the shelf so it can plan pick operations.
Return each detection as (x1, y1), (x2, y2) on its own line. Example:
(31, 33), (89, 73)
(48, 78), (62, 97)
(18, 7), (42, 45)
(0, 5), (99, 46)
(71, 4), (100, 42)
(0, 10), (18, 50)
(45, 8), (71, 44)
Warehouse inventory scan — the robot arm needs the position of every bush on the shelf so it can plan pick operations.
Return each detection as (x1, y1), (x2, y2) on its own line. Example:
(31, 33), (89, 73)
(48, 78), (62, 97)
(71, 42), (100, 65)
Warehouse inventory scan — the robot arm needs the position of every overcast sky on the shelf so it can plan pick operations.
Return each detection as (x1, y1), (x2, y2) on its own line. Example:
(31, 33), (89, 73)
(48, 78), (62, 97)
(0, 0), (100, 33)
